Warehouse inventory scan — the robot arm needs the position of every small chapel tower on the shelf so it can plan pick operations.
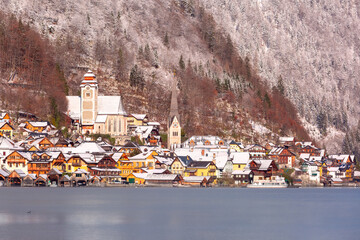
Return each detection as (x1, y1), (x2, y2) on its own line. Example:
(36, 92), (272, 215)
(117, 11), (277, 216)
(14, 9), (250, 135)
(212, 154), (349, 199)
(80, 70), (98, 133)
(167, 78), (181, 150)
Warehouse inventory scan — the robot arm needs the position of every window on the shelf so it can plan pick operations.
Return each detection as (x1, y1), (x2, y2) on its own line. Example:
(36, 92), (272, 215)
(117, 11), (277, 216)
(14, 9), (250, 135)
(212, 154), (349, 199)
(68, 165), (71, 170)
(108, 120), (112, 132)
(119, 119), (121, 132)
(114, 119), (117, 133)
(85, 92), (91, 98)
(173, 131), (178, 136)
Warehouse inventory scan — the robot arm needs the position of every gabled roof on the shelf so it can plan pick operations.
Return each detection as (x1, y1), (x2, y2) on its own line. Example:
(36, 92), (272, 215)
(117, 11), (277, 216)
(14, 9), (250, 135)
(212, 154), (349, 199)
(146, 174), (179, 181)
(98, 96), (126, 115)
(177, 156), (193, 166)
(188, 161), (213, 168)
(231, 152), (250, 164)
(131, 114), (147, 120)
(0, 122), (14, 130)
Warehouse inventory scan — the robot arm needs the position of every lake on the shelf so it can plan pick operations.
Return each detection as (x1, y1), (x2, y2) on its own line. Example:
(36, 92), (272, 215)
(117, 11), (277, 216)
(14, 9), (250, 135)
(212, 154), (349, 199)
(0, 187), (359, 240)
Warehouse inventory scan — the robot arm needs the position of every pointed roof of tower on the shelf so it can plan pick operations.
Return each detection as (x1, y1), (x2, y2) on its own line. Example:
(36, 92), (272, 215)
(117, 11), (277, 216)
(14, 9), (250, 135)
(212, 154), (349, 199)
(81, 70), (97, 86)
(169, 78), (180, 126)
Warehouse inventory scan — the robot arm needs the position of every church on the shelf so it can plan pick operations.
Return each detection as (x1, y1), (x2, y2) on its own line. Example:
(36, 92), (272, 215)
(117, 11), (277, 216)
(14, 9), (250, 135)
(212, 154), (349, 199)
(66, 70), (128, 143)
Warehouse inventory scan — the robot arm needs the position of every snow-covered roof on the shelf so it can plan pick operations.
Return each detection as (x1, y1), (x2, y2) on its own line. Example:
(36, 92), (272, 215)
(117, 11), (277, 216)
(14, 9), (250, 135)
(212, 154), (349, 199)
(183, 176), (207, 183)
(232, 169), (251, 175)
(131, 114), (147, 120)
(279, 137), (294, 142)
(231, 152), (250, 164)
(28, 121), (49, 127)
(147, 122), (160, 126)
(95, 115), (108, 123)
(15, 169), (27, 178)
(146, 174), (179, 181)
(66, 96), (81, 119)
(0, 136), (15, 149)
(74, 142), (106, 153)
(0, 169), (9, 177)
(98, 96), (126, 115)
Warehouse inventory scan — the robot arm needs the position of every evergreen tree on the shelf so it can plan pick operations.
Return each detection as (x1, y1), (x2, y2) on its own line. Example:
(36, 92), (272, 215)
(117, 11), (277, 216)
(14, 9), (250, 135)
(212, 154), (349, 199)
(163, 32), (169, 47)
(277, 75), (285, 95)
(129, 65), (145, 90)
(179, 54), (185, 70)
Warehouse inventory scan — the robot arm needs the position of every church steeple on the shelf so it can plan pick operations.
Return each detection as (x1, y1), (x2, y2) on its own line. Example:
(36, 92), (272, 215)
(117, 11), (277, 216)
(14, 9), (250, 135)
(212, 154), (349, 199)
(167, 76), (181, 149)
(169, 78), (180, 127)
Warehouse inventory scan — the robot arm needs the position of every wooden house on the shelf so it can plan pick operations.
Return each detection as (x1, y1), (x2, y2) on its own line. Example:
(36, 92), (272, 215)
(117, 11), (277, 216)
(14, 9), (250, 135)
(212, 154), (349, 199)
(248, 159), (278, 181)
(232, 169), (253, 185)
(268, 146), (296, 168)
(28, 152), (52, 175)
(0, 122), (14, 139)
(89, 155), (121, 180)
(245, 144), (267, 158)
(4, 151), (30, 174)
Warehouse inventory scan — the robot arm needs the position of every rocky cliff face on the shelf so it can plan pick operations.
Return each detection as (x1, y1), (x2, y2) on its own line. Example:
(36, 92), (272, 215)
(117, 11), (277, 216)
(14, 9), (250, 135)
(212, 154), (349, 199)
(1, 0), (359, 152)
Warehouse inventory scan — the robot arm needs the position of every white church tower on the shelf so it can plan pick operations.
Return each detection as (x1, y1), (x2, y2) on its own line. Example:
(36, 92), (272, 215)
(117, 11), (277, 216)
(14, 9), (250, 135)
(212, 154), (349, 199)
(80, 70), (98, 134)
(167, 78), (181, 150)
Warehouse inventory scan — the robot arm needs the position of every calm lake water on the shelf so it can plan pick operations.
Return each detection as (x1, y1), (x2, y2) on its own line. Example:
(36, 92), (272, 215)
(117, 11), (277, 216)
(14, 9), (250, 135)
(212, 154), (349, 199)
(0, 187), (359, 240)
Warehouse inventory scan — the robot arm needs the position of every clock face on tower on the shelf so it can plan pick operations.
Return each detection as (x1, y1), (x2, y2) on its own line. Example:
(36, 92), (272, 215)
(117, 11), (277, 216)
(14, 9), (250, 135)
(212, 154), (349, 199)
(173, 122), (178, 128)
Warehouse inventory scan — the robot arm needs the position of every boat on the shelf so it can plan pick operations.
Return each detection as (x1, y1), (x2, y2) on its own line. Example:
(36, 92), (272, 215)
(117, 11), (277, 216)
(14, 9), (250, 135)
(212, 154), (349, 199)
(247, 176), (287, 188)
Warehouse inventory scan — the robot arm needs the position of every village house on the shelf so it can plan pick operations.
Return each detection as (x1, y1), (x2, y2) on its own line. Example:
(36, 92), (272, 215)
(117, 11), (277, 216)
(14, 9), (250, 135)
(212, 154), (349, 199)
(268, 146), (296, 168)
(0, 112), (11, 123)
(4, 151), (30, 174)
(0, 122), (14, 139)
(184, 161), (217, 178)
(246, 159), (278, 181)
(244, 144), (267, 158)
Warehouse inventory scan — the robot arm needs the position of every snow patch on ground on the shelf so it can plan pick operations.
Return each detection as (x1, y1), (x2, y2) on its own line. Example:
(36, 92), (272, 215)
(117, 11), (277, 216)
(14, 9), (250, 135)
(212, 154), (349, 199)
(249, 120), (271, 135)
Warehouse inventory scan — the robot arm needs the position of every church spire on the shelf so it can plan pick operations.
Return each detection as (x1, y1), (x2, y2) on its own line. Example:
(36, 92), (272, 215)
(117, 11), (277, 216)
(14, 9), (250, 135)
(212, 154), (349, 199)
(169, 77), (180, 126)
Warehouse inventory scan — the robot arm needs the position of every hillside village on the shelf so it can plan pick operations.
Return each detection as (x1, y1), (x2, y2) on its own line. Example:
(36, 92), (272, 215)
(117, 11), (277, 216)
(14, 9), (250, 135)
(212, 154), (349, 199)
(0, 71), (359, 188)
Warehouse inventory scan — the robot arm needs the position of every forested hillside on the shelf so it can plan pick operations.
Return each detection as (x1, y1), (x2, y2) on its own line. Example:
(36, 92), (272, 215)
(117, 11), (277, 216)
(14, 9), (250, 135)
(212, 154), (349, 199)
(1, 0), (359, 154)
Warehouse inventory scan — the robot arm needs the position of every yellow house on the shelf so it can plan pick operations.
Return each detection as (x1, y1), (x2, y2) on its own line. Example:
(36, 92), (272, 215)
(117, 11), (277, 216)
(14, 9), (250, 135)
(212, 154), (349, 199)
(66, 155), (88, 172)
(170, 156), (193, 176)
(126, 172), (148, 184)
(24, 121), (50, 132)
(128, 150), (158, 173)
(113, 152), (134, 179)
(229, 140), (243, 152)
(127, 114), (148, 126)
(231, 152), (250, 171)
(184, 161), (217, 177)
(0, 122), (14, 139)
